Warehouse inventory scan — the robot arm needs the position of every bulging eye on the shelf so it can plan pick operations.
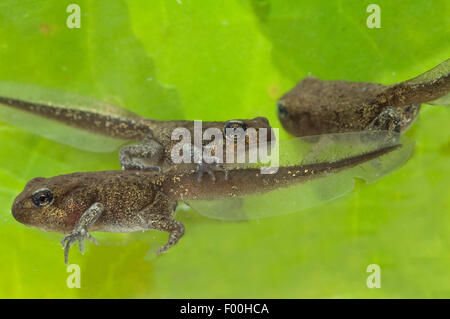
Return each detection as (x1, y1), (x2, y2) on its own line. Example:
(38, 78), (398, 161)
(224, 120), (247, 141)
(31, 188), (54, 207)
(277, 102), (288, 119)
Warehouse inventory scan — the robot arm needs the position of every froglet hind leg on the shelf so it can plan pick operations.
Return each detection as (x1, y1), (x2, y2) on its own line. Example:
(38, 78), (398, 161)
(119, 138), (164, 172)
(138, 194), (185, 254)
(152, 217), (185, 254)
(367, 108), (402, 133)
(61, 202), (104, 265)
(365, 108), (403, 145)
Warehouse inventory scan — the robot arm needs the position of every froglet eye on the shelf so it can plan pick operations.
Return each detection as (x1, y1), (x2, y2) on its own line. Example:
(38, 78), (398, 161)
(224, 120), (247, 141)
(277, 102), (288, 119)
(31, 188), (54, 207)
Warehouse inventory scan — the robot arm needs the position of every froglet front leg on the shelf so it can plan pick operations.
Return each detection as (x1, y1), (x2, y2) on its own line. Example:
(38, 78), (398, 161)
(61, 202), (104, 265)
(188, 144), (228, 182)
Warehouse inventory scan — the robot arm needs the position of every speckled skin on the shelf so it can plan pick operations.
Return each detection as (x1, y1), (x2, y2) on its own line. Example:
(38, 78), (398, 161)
(277, 59), (449, 137)
(12, 144), (398, 263)
(0, 95), (273, 172)
(118, 117), (274, 172)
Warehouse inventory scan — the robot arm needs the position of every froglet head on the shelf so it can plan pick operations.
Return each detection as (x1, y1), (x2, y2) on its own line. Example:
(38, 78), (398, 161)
(195, 117), (275, 159)
(276, 77), (321, 137)
(223, 116), (275, 146)
(12, 174), (91, 233)
(277, 76), (391, 137)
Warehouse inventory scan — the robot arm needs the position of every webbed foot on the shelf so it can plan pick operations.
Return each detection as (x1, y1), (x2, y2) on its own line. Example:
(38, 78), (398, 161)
(367, 108), (401, 133)
(195, 161), (228, 182)
(61, 229), (98, 265)
(365, 108), (403, 145)
(61, 202), (104, 265)
(154, 219), (185, 254)
(141, 212), (185, 255)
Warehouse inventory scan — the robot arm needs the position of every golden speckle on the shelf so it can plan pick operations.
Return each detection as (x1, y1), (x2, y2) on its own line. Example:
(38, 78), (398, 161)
(39, 24), (57, 35)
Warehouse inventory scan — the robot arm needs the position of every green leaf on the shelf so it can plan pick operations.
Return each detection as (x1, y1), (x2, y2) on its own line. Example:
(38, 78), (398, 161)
(0, 0), (449, 298)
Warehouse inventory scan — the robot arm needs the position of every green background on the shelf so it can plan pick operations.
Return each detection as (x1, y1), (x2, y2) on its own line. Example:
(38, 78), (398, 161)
(0, 0), (449, 298)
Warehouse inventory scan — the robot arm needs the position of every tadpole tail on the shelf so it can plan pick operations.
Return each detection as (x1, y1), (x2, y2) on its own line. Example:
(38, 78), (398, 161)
(0, 95), (153, 140)
(381, 59), (450, 107)
(164, 143), (401, 201)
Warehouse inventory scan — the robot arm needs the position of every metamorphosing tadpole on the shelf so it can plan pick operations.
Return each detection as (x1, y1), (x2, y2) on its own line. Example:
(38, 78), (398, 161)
(0, 82), (274, 181)
(277, 59), (449, 137)
(11, 130), (413, 264)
